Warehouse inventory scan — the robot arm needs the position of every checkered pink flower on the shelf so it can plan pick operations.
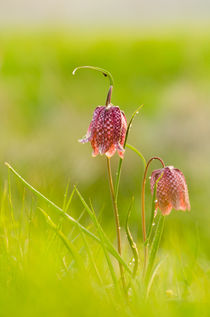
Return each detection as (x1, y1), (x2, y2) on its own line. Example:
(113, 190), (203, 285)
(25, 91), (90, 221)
(150, 166), (190, 215)
(79, 105), (127, 158)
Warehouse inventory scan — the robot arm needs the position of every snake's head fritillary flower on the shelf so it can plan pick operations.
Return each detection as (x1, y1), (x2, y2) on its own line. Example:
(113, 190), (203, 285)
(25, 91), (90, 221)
(79, 105), (127, 158)
(150, 166), (190, 215)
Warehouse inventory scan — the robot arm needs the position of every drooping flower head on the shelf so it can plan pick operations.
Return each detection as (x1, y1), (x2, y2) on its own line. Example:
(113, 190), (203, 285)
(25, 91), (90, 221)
(79, 104), (127, 158)
(73, 65), (127, 159)
(150, 166), (190, 215)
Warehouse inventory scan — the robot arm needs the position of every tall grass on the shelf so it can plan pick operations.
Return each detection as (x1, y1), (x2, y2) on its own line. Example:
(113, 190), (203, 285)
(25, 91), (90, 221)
(0, 161), (209, 316)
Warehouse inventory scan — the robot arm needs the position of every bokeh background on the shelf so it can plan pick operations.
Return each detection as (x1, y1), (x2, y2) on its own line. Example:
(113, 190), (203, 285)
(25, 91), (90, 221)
(0, 1), (210, 315)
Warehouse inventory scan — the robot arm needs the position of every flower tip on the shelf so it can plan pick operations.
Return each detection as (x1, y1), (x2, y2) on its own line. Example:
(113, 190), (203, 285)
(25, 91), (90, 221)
(116, 144), (125, 159)
(72, 68), (77, 76)
(118, 151), (124, 159)
(161, 208), (172, 216)
(186, 202), (191, 211)
(78, 137), (88, 144)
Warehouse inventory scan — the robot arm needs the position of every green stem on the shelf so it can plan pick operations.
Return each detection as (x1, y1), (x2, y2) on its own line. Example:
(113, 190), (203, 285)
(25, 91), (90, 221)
(126, 144), (146, 168)
(115, 104), (144, 200)
(145, 213), (165, 288)
(145, 171), (164, 246)
(73, 65), (114, 107)
(106, 157), (126, 291)
(72, 66), (114, 86)
(125, 197), (139, 278)
(141, 157), (165, 275)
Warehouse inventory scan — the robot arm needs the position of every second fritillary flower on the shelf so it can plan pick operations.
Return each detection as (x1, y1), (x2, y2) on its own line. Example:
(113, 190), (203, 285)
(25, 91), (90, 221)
(80, 105), (127, 158)
(150, 166), (190, 215)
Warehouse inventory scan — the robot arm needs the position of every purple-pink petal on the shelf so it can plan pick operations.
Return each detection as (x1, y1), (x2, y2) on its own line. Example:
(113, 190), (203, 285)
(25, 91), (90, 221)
(80, 104), (127, 158)
(150, 166), (190, 215)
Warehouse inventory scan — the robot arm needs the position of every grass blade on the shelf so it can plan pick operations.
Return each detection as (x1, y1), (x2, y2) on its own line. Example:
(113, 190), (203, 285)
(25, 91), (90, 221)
(79, 228), (103, 285)
(145, 212), (165, 286)
(38, 207), (83, 269)
(146, 257), (166, 298)
(4, 163), (100, 245)
(126, 144), (146, 168)
(145, 172), (164, 246)
(5, 162), (131, 272)
(125, 197), (139, 277)
(63, 187), (76, 213)
(89, 203), (118, 288)
(62, 181), (70, 210)
(115, 105), (144, 199)
(75, 186), (132, 275)
(145, 184), (157, 246)
(125, 104), (144, 147)
(75, 187), (118, 287)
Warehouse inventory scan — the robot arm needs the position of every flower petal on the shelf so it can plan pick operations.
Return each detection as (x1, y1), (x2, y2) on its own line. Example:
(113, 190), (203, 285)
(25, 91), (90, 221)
(105, 144), (116, 158)
(80, 104), (127, 159)
(150, 166), (190, 215)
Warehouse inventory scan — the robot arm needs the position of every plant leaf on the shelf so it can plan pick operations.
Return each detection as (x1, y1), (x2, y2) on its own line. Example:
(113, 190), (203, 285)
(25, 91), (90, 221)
(125, 197), (139, 277)
(145, 212), (165, 286)
(126, 144), (146, 168)
(145, 171), (164, 246)
(115, 104), (144, 200)
(5, 162), (130, 271)
(38, 207), (83, 269)
(75, 186), (132, 275)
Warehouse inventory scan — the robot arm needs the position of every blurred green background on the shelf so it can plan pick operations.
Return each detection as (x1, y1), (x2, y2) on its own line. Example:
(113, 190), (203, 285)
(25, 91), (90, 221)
(0, 27), (210, 316)
(1, 30), (209, 229)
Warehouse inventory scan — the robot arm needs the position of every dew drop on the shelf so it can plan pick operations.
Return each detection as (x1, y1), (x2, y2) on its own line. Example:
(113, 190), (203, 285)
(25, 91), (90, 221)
(128, 288), (133, 297)
(152, 222), (155, 226)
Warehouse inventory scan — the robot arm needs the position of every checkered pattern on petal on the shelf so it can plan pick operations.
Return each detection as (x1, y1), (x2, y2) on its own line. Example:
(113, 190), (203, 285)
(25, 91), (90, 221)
(79, 106), (103, 144)
(80, 104), (127, 159)
(150, 166), (190, 215)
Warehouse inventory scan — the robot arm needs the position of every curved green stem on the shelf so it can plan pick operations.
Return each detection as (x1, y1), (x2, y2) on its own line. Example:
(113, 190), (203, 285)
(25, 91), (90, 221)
(125, 105), (144, 144)
(73, 65), (114, 106)
(115, 105), (144, 200)
(106, 157), (126, 292)
(141, 157), (165, 276)
(145, 213), (165, 289)
(72, 66), (114, 87)
(126, 144), (146, 168)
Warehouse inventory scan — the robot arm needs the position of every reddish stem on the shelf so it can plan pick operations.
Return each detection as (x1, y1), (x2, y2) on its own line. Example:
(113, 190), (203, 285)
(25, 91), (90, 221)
(106, 86), (113, 106)
(141, 156), (165, 274)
